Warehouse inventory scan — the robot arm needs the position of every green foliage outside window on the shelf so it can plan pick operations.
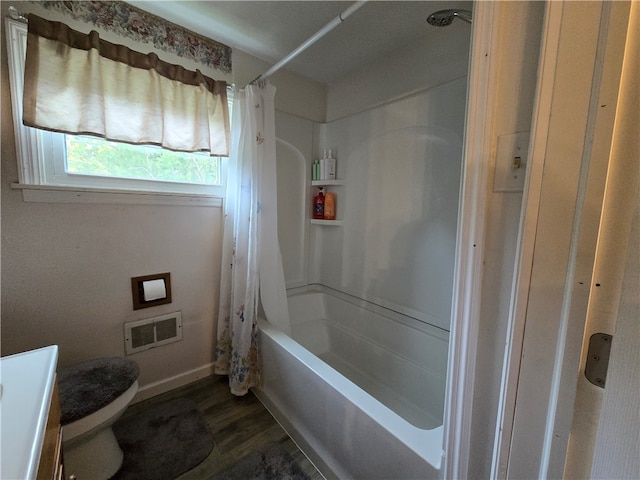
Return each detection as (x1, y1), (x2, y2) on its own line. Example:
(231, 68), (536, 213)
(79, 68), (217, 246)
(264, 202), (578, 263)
(65, 136), (219, 185)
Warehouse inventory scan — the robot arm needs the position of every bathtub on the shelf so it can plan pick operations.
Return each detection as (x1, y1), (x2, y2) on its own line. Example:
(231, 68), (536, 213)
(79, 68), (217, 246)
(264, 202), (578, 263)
(254, 286), (449, 479)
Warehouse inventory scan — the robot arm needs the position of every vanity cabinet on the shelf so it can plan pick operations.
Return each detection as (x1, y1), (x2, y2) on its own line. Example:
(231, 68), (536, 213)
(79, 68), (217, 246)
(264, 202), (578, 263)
(0, 345), (61, 480)
(36, 381), (64, 480)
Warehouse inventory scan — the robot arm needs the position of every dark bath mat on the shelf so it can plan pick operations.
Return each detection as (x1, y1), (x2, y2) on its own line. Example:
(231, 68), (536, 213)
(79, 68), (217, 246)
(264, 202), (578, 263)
(212, 443), (311, 480)
(110, 397), (214, 480)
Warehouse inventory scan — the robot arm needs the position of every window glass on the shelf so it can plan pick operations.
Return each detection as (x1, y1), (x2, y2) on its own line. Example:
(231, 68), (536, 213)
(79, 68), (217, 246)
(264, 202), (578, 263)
(65, 136), (220, 186)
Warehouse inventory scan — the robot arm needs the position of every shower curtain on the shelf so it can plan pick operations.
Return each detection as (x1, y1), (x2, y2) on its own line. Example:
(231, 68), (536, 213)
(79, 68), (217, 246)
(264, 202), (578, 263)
(215, 82), (290, 396)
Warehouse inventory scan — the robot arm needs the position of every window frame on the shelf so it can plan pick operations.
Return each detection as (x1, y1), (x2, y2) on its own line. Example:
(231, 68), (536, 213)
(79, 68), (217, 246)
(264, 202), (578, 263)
(5, 18), (227, 205)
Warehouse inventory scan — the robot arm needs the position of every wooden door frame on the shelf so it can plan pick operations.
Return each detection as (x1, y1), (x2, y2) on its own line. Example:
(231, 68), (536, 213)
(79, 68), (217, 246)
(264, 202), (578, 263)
(445, 0), (631, 478)
(443, 1), (498, 478)
(487, 1), (630, 478)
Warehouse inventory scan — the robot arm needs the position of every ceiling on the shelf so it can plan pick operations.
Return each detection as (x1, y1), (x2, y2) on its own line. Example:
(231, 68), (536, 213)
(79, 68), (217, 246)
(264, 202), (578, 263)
(129, 1), (473, 84)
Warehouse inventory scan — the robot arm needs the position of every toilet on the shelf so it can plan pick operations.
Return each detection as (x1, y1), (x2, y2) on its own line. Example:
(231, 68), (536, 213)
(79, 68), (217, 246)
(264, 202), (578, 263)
(58, 357), (139, 480)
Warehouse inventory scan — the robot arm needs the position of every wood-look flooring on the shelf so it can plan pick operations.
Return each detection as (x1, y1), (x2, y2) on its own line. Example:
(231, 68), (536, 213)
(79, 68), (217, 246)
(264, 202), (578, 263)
(118, 375), (324, 480)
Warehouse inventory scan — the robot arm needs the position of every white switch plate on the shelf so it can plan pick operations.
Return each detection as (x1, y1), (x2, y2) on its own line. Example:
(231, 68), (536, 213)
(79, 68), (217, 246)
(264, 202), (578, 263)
(494, 132), (530, 192)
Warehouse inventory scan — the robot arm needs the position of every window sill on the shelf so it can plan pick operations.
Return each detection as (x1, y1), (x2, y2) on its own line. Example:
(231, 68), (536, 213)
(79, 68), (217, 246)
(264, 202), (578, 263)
(11, 183), (223, 207)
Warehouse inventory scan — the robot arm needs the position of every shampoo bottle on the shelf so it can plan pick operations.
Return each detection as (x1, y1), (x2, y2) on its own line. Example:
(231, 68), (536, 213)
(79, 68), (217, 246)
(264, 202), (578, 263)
(320, 150), (327, 180)
(324, 191), (336, 220)
(313, 187), (325, 219)
(326, 149), (336, 180)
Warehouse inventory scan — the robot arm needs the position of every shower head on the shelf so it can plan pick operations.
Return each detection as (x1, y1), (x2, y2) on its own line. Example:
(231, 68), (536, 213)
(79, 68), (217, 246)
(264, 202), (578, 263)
(427, 9), (472, 26)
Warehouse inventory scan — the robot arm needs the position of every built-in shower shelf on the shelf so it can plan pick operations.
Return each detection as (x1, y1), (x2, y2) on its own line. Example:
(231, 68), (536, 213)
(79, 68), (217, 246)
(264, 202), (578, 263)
(311, 179), (343, 225)
(310, 219), (343, 226)
(311, 179), (344, 187)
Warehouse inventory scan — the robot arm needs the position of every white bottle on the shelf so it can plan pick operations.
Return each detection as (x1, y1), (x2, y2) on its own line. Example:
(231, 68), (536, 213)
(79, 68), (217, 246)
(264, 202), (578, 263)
(326, 149), (336, 180)
(320, 150), (327, 180)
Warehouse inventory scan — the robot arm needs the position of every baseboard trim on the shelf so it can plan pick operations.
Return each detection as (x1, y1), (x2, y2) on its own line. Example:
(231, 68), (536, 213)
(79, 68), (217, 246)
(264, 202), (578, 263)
(132, 363), (216, 403)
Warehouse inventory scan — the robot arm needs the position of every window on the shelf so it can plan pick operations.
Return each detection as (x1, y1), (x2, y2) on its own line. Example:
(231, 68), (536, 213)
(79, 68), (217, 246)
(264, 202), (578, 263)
(5, 18), (229, 202)
(66, 137), (219, 186)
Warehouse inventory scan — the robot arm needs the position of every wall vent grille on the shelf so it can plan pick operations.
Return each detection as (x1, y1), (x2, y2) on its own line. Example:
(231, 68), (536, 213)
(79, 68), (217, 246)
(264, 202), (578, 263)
(124, 311), (182, 355)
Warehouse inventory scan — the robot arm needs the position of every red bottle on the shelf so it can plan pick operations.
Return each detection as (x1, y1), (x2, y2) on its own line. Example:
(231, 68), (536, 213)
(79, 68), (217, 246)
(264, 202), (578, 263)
(313, 187), (325, 219)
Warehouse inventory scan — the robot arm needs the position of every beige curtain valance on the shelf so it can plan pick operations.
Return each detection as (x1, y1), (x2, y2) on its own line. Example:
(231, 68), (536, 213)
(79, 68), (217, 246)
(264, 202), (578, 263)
(23, 14), (230, 156)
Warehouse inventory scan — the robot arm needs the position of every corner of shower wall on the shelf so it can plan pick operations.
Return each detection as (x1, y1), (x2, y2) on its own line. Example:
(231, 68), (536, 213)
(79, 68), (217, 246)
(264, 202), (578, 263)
(275, 108), (341, 293)
(305, 77), (468, 332)
(277, 18), (471, 334)
(275, 110), (318, 290)
(307, 121), (337, 289)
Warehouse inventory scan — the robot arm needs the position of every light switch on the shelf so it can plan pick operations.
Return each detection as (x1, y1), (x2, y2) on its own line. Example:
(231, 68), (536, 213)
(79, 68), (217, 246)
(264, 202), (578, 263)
(494, 132), (530, 192)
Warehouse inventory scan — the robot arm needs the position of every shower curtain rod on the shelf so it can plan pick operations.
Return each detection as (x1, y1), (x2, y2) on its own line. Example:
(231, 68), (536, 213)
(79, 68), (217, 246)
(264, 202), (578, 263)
(249, 0), (367, 86)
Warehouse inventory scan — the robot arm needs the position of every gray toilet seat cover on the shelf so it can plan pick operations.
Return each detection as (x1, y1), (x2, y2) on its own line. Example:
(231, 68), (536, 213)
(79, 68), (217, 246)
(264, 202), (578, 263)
(58, 357), (139, 425)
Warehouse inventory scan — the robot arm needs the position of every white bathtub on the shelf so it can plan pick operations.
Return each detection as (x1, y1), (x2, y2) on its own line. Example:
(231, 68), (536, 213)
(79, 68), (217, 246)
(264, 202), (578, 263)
(254, 286), (449, 479)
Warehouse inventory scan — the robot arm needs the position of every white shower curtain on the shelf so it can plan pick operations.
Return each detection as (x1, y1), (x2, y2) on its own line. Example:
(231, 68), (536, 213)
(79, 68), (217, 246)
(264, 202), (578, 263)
(215, 82), (290, 396)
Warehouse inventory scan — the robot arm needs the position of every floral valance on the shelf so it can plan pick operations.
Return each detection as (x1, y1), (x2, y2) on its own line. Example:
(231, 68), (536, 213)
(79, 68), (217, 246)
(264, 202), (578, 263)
(32, 1), (232, 76)
(24, 14), (230, 155)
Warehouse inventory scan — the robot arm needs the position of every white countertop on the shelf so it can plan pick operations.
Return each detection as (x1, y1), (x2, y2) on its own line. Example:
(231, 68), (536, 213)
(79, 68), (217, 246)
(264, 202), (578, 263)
(0, 345), (58, 480)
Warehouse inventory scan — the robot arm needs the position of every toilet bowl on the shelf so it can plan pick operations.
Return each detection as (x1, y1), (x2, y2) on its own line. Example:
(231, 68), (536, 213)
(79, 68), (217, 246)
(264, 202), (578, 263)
(58, 357), (139, 480)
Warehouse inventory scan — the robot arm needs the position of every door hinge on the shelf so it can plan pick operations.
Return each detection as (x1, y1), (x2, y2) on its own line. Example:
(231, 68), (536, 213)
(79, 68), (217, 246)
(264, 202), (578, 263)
(584, 333), (613, 388)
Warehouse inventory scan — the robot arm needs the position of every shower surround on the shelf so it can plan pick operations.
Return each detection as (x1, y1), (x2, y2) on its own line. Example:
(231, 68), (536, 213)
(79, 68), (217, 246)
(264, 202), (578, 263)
(311, 77), (466, 331)
(256, 76), (468, 479)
